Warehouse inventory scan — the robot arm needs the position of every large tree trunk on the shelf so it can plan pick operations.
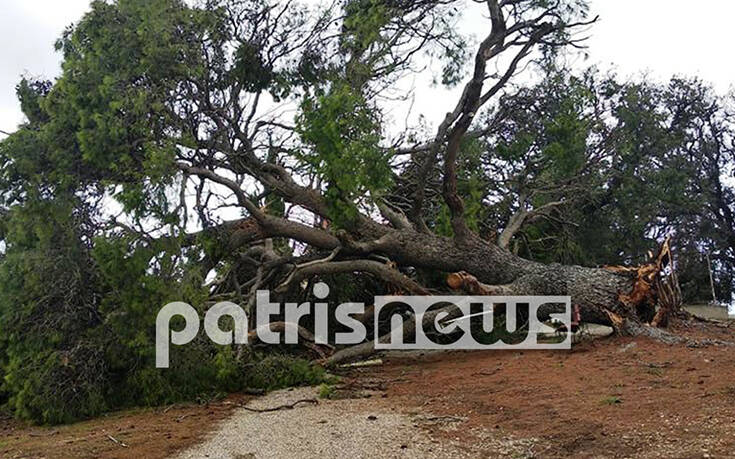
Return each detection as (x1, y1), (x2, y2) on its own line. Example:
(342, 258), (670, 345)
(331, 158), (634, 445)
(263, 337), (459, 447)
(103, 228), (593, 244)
(197, 200), (688, 368)
(321, 234), (683, 366)
(224, 215), (675, 330)
(345, 225), (635, 322)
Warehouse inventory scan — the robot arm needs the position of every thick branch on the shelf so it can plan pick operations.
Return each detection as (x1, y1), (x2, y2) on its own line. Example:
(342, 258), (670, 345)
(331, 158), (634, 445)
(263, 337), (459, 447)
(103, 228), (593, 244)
(497, 199), (567, 249)
(177, 163), (340, 249)
(283, 259), (431, 296)
(325, 303), (458, 366)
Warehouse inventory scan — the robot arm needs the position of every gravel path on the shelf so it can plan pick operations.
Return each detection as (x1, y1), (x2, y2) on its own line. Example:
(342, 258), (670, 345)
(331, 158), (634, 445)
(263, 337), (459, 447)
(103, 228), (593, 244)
(172, 386), (521, 459)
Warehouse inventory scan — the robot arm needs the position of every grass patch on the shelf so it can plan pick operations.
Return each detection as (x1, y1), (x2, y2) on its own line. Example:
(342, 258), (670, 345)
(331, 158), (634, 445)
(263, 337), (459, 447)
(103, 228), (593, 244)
(243, 355), (333, 391)
(318, 383), (337, 400)
(600, 395), (622, 405)
(646, 367), (664, 377)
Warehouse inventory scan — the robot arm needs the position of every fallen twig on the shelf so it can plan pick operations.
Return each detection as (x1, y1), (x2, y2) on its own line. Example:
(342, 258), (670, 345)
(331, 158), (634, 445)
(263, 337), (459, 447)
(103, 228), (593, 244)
(420, 415), (466, 423)
(28, 430), (59, 437)
(339, 358), (383, 368)
(241, 398), (318, 413)
(107, 434), (128, 448)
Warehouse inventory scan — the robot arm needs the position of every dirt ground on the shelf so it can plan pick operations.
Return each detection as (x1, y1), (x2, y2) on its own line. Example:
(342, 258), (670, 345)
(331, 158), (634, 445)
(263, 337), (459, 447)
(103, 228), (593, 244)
(373, 320), (735, 458)
(0, 394), (251, 459)
(2, 320), (735, 459)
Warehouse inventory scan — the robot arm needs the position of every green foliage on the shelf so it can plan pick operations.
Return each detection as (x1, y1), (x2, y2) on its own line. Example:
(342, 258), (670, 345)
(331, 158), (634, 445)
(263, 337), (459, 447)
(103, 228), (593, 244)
(0, 191), (227, 423)
(297, 83), (392, 226)
(43, 0), (228, 218)
(232, 41), (275, 93)
(481, 67), (735, 300)
(342, 0), (392, 54)
(0, 0), (355, 425)
(318, 382), (337, 399)
(540, 97), (589, 181)
(0, 197), (325, 423)
(0, 196), (106, 424)
(242, 355), (331, 391)
(439, 37), (470, 87)
(16, 79), (51, 125)
(4, 349), (108, 425)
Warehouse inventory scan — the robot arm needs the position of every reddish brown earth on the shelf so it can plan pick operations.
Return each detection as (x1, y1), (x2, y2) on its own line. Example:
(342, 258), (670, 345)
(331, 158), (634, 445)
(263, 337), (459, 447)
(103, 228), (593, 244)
(373, 321), (735, 458)
(2, 321), (734, 459)
(0, 394), (250, 459)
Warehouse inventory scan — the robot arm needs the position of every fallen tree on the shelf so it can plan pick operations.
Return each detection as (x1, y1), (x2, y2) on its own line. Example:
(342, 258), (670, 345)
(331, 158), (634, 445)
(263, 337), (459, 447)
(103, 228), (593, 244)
(7, 0), (735, 426)
(3, 0), (724, 406)
(319, 234), (686, 365)
(147, 0), (692, 358)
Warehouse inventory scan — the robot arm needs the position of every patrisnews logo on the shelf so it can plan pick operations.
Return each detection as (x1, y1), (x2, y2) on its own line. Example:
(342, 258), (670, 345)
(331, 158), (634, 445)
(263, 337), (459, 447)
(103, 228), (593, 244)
(374, 295), (572, 350)
(156, 287), (572, 367)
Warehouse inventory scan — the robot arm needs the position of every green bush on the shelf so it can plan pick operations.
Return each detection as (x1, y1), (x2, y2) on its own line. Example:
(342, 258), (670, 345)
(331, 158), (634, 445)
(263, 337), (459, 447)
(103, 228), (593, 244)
(0, 200), (333, 424)
(243, 355), (331, 391)
(4, 348), (108, 425)
(318, 382), (337, 399)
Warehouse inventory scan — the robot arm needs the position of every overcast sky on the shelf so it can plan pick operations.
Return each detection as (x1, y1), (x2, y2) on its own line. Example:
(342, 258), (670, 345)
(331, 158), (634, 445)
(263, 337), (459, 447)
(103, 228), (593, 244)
(1, 0), (734, 135)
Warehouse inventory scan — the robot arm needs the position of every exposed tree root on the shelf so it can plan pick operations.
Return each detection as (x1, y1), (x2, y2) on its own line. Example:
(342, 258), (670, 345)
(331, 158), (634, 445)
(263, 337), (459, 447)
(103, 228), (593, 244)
(617, 319), (685, 345)
(690, 315), (735, 327)
(604, 236), (682, 327)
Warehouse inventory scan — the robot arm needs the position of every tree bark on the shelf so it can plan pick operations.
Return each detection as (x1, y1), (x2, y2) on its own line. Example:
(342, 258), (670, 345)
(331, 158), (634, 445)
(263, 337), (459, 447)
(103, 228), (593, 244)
(324, 235), (684, 364)
(348, 227), (632, 321)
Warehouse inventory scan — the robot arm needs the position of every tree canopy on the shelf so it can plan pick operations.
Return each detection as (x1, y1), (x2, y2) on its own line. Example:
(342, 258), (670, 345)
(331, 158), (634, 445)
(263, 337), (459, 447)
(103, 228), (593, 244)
(0, 0), (732, 424)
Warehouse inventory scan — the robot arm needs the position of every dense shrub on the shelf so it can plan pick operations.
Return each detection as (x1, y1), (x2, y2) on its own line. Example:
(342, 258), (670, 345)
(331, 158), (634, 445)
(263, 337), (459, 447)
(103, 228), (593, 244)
(0, 202), (328, 424)
(242, 355), (332, 391)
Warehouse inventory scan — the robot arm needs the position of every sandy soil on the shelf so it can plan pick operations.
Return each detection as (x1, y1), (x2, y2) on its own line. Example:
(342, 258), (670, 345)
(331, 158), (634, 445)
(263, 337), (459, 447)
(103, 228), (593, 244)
(3, 320), (734, 459)
(174, 386), (498, 459)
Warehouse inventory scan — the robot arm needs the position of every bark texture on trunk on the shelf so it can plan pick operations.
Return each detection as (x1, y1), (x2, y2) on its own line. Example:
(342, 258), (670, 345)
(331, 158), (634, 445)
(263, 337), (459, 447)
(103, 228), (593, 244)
(348, 227), (635, 324)
(445, 236), (682, 331)
(226, 216), (648, 327)
(200, 208), (684, 370)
